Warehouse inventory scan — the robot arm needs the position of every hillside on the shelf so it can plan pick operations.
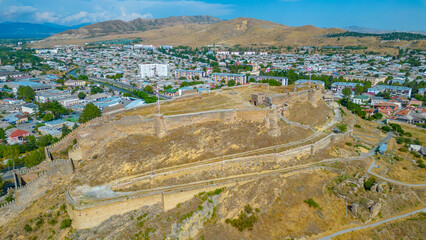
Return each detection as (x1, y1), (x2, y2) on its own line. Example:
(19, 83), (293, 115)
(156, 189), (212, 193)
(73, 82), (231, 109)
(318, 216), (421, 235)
(35, 17), (346, 48)
(33, 16), (426, 51)
(45, 15), (222, 40)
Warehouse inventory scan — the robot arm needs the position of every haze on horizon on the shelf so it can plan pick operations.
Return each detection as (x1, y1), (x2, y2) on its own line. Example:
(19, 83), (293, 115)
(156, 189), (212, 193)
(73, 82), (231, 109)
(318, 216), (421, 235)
(0, 0), (425, 31)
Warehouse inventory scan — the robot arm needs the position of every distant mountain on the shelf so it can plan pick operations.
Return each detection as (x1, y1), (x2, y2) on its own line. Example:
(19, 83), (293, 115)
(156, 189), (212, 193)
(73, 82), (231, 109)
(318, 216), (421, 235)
(47, 15), (223, 40)
(343, 26), (426, 35)
(33, 16), (426, 52)
(42, 16), (343, 47)
(0, 22), (91, 38)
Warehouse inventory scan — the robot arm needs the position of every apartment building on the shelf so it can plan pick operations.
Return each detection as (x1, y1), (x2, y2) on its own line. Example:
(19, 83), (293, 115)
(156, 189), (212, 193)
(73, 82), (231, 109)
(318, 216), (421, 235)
(212, 73), (247, 85)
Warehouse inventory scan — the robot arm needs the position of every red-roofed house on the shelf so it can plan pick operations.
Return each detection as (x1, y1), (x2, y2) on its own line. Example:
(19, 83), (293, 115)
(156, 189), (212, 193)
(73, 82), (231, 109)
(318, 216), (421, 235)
(374, 102), (399, 111)
(364, 108), (375, 117)
(409, 99), (422, 106)
(9, 129), (29, 142)
(395, 109), (411, 117)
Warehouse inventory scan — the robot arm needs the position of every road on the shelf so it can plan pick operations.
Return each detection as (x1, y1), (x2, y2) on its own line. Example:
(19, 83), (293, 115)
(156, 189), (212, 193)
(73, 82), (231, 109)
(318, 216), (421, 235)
(318, 208), (426, 240)
(368, 160), (426, 187)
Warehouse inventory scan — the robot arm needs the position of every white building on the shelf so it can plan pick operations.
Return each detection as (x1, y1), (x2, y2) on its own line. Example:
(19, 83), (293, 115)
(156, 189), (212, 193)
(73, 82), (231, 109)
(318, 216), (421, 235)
(139, 64), (170, 78)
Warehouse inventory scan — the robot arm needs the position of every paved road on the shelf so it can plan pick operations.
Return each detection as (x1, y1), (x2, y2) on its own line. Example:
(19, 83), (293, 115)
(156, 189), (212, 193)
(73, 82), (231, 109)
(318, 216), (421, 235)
(318, 208), (426, 240)
(368, 160), (426, 187)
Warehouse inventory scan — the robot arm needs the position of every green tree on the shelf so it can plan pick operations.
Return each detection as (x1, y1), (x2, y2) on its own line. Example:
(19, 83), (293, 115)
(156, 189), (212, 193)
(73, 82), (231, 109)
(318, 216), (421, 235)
(5, 145), (20, 167)
(0, 176), (4, 195)
(342, 87), (352, 98)
(78, 92), (86, 99)
(355, 84), (364, 95)
(23, 149), (45, 168)
(36, 134), (53, 147)
(79, 103), (101, 123)
(17, 86), (35, 102)
(143, 85), (153, 93)
(43, 113), (54, 122)
(228, 80), (236, 87)
(373, 112), (383, 120)
(0, 128), (5, 140)
(61, 124), (71, 138)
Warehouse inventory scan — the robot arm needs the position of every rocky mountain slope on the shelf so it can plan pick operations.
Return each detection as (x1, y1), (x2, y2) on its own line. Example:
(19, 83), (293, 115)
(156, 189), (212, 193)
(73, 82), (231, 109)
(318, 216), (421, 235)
(46, 15), (222, 40)
(37, 16), (345, 47)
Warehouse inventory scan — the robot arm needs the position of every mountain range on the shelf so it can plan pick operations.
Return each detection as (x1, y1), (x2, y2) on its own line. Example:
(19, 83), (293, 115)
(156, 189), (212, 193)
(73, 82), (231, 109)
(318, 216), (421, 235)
(29, 16), (426, 52)
(0, 22), (89, 38)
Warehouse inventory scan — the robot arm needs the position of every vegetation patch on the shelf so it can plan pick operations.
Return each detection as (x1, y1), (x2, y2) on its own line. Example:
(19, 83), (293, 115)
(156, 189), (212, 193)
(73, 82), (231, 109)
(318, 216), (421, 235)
(225, 204), (258, 231)
(304, 198), (320, 209)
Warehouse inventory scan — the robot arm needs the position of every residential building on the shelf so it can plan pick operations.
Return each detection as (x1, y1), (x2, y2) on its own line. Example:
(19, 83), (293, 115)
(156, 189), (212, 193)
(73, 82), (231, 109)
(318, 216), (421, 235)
(21, 103), (38, 114)
(252, 76), (288, 86)
(8, 129), (29, 142)
(175, 70), (205, 80)
(331, 82), (364, 92)
(65, 80), (87, 87)
(351, 95), (369, 104)
(212, 73), (247, 85)
(139, 64), (170, 78)
(368, 85), (412, 98)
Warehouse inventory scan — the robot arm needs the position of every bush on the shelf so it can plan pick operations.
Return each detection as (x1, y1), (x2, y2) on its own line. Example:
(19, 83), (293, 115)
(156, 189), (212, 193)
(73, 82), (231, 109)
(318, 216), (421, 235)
(337, 124), (347, 133)
(35, 218), (44, 228)
(414, 138), (421, 145)
(411, 151), (421, 158)
(364, 177), (376, 190)
(417, 159), (426, 168)
(399, 147), (408, 153)
(345, 142), (352, 146)
(5, 193), (14, 203)
(24, 224), (32, 232)
(304, 198), (320, 209)
(60, 219), (72, 229)
(48, 219), (58, 225)
(354, 124), (361, 128)
(381, 126), (391, 132)
(225, 205), (257, 231)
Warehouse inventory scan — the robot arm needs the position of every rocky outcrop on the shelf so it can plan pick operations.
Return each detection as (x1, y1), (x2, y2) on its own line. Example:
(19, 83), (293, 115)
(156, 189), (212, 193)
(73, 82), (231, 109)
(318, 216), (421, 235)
(166, 195), (220, 240)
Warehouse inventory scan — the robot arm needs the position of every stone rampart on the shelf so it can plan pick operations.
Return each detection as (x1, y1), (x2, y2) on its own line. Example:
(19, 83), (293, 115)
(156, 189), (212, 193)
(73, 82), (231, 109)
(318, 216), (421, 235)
(67, 181), (237, 229)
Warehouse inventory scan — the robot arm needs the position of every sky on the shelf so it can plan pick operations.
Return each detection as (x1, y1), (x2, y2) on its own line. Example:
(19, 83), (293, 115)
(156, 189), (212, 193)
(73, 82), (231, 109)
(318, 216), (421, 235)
(0, 0), (425, 31)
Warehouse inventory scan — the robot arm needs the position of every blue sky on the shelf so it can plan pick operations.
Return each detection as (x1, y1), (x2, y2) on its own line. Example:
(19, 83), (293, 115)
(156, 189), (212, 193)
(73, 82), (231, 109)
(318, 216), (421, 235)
(0, 0), (425, 30)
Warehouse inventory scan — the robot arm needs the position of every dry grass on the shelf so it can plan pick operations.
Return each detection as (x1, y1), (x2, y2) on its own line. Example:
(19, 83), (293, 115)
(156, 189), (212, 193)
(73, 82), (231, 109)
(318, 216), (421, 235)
(124, 85), (288, 117)
(76, 120), (313, 185)
(287, 100), (333, 127)
(333, 212), (426, 240)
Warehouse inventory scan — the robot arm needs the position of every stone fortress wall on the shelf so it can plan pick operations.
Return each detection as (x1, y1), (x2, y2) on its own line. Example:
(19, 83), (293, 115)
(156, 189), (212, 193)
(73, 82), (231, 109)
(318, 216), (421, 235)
(14, 85), (334, 230)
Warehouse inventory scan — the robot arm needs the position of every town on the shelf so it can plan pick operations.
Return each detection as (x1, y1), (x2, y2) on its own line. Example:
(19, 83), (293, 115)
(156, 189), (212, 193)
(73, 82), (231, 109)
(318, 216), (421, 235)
(0, 37), (425, 239)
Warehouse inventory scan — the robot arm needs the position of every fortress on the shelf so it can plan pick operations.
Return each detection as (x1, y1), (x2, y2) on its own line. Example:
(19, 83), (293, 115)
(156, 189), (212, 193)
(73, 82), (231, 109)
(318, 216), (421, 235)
(1, 84), (348, 230)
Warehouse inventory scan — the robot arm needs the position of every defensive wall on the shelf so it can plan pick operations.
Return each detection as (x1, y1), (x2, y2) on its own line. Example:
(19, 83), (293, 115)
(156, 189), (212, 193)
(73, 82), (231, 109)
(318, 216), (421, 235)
(65, 127), (350, 229)
(111, 130), (348, 191)
(68, 108), (273, 161)
(52, 85), (324, 158)
(67, 164), (341, 230)
(66, 181), (239, 229)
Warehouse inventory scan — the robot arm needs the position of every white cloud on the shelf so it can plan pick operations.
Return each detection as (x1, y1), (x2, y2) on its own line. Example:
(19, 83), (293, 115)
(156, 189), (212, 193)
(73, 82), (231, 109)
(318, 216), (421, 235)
(35, 11), (59, 22)
(0, 0), (233, 24)
(118, 7), (153, 21)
